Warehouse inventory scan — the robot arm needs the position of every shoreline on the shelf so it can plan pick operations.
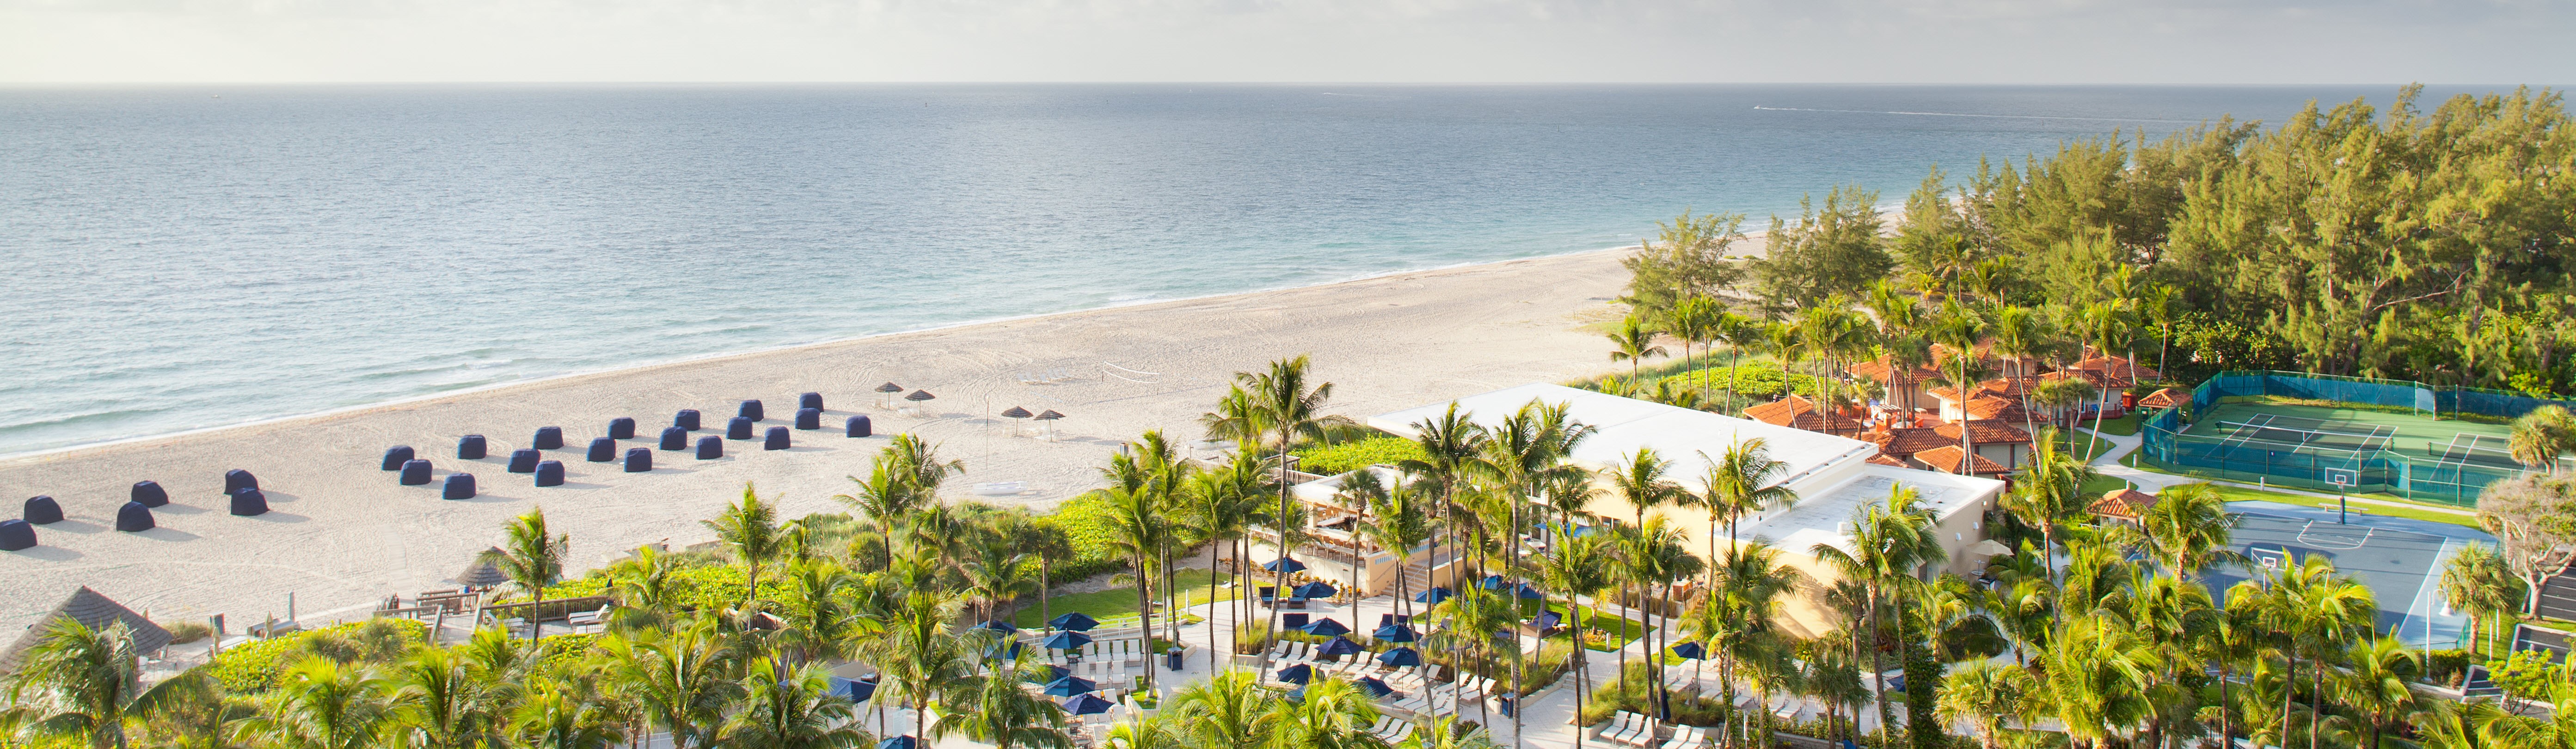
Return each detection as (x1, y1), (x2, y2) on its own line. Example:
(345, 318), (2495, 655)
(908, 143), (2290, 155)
(0, 245), (1648, 463)
(0, 247), (1641, 633)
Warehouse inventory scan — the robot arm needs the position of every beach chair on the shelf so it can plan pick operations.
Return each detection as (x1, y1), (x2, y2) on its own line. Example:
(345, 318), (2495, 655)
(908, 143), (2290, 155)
(1594, 713), (1637, 744)
(1657, 726), (1707, 749)
(1259, 586), (1278, 607)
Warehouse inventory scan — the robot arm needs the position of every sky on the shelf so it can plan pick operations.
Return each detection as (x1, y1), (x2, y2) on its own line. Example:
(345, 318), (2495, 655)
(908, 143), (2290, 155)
(1, 0), (2570, 84)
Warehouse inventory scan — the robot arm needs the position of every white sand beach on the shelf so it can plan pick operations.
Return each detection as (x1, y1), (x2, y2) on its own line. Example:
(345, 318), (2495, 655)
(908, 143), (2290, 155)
(0, 250), (1637, 635)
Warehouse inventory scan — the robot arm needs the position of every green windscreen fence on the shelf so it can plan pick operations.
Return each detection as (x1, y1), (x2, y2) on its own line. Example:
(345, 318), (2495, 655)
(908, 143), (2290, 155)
(2141, 371), (2575, 505)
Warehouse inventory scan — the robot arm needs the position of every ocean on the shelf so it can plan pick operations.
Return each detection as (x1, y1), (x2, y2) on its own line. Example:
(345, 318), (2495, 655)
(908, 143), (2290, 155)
(0, 84), (2454, 456)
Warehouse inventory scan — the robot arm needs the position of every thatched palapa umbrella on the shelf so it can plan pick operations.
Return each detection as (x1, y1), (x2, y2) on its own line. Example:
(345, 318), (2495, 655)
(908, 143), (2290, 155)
(873, 382), (904, 409)
(1034, 409), (1064, 441)
(457, 548), (510, 589)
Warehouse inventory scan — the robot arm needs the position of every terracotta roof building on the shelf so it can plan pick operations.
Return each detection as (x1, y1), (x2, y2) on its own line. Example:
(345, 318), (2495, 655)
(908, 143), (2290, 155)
(1743, 395), (1866, 436)
(2137, 387), (2188, 410)
(2091, 488), (2160, 522)
(1912, 445), (2011, 478)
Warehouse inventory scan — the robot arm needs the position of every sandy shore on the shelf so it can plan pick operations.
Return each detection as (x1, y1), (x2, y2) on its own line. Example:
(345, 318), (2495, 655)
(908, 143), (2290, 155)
(0, 250), (1636, 634)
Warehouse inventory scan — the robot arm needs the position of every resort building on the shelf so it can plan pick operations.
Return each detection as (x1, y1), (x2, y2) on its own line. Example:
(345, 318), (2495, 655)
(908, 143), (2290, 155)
(1742, 394), (1866, 436)
(1361, 384), (2008, 639)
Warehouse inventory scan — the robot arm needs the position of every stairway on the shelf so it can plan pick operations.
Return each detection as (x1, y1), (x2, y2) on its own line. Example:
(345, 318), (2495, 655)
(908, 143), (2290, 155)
(2535, 561), (2576, 621)
(2462, 664), (2501, 699)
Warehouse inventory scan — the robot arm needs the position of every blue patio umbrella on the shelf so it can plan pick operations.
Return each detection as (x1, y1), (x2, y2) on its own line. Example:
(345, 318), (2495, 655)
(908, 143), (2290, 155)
(1292, 581), (1338, 599)
(1527, 610), (1562, 630)
(1377, 647), (1423, 667)
(828, 676), (877, 703)
(1669, 641), (1708, 660)
(1354, 676), (1395, 698)
(1276, 664), (1315, 684)
(1413, 587), (1454, 605)
(1263, 557), (1308, 573)
(1041, 631), (1093, 651)
(1042, 675), (1098, 696)
(1373, 623), (1419, 642)
(1478, 574), (1508, 590)
(1514, 583), (1545, 599)
(1316, 637), (1363, 658)
(1043, 664), (1071, 682)
(973, 620), (1020, 635)
(1284, 686), (1308, 704)
(986, 640), (1024, 660)
(1048, 612), (1100, 632)
(1300, 617), (1351, 637)
(879, 737), (918, 749)
(1060, 693), (1115, 716)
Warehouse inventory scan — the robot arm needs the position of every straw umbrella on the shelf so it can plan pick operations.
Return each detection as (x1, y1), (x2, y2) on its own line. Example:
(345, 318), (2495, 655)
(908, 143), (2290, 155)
(1034, 410), (1064, 442)
(874, 382), (904, 409)
(1000, 406), (1033, 437)
(902, 390), (936, 417)
(457, 548), (509, 590)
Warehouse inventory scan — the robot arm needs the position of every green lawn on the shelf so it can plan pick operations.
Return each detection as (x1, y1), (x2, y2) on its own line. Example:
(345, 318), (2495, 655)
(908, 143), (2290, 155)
(1012, 568), (1241, 628)
(2089, 413), (2141, 437)
(1522, 600), (1647, 652)
(2058, 431), (2116, 462)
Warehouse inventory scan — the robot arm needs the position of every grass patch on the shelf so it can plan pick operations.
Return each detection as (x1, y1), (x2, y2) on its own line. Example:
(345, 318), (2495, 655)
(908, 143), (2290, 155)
(2086, 414), (2140, 436)
(1013, 568), (1242, 628)
(2079, 474), (2134, 497)
(1530, 601), (1648, 652)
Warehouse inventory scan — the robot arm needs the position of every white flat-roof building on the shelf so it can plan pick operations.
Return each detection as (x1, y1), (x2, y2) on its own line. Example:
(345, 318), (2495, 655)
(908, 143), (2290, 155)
(1368, 383), (2008, 638)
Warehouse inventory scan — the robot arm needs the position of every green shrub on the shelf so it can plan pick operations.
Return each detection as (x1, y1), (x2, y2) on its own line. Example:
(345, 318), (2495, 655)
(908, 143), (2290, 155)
(210, 619), (427, 694)
(1294, 436), (1427, 475)
(547, 562), (792, 614)
(2425, 648), (2471, 687)
(1041, 493), (1132, 581)
(163, 620), (211, 645)
(1657, 361), (1820, 401)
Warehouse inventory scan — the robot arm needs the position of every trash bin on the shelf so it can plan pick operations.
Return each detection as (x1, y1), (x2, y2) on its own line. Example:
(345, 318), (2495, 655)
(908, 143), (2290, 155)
(1165, 647), (1184, 671)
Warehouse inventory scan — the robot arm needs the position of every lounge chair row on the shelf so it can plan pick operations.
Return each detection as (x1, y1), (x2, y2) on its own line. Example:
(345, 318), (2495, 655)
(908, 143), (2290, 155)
(1366, 717), (1416, 743)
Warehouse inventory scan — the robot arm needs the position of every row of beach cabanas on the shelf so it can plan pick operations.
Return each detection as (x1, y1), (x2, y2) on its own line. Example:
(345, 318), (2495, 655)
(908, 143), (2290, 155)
(5, 469), (274, 552)
(377, 390), (888, 499)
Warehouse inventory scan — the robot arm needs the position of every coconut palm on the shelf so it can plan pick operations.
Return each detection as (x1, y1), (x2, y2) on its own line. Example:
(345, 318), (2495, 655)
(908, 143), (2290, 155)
(2439, 543), (2521, 656)
(601, 617), (741, 749)
(2038, 614), (2158, 749)
(2141, 482), (2239, 578)
(1237, 355), (1346, 666)
(2071, 299), (2138, 455)
(2334, 636), (2419, 749)
(2003, 428), (2095, 583)
(1711, 312), (1767, 412)
(1668, 296), (1723, 396)
(1187, 452), (1269, 664)
(1699, 438), (1797, 570)
(388, 645), (509, 749)
(836, 457), (931, 571)
(483, 507), (570, 643)
(1927, 301), (1992, 461)
(1606, 313), (1668, 389)
(1618, 516), (1703, 721)
(2259, 555), (2377, 749)
(1539, 532), (1616, 745)
(6, 617), (199, 749)
(1101, 461), (1178, 690)
(872, 591), (969, 742)
(1166, 670), (1277, 749)
(1270, 677), (1389, 749)
(233, 657), (393, 749)
(507, 676), (621, 749)
(929, 654), (1066, 749)
(779, 557), (878, 665)
(1807, 483), (1944, 738)
(705, 484), (788, 613)
(1705, 542), (1803, 728)
(1988, 305), (2061, 443)
(1934, 660), (2031, 749)
(2509, 405), (2576, 469)
(1361, 481), (1436, 625)
(723, 658), (872, 749)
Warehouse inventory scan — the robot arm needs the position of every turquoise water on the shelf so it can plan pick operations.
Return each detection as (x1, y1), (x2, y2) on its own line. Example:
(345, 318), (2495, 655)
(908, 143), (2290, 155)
(0, 84), (2441, 455)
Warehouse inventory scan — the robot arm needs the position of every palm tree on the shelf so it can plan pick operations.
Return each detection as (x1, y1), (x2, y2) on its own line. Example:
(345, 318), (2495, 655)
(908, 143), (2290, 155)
(602, 617), (740, 749)
(780, 557), (877, 665)
(1166, 670), (1277, 749)
(1187, 452), (1267, 665)
(2003, 428), (2094, 583)
(1473, 400), (1593, 743)
(1101, 457), (1177, 691)
(1237, 355), (1343, 667)
(873, 591), (969, 741)
(1705, 542), (1802, 737)
(388, 645), (507, 749)
(1608, 447), (1686, 530)
(1606, 314), (1669, 389)
(929, 653), (1067, 749)
(2140, 482), (2238, 578)
(1268, 676), (1386, 749)
(1668, 296), (1724, 396)
(1927, 301), (1992, 457)
(2334, 635), (2419, 749)
(721, 658), (872, 749)
(6, 617), (197, 749)
(1400, 401), (1488, 681)
(1711, 312), (1766, 413)
(1699, 438), (1797, 571)
(1807, 483), (1944, 739)
(705, 484), (788, 613)
(1360, 481), (1436, 627)
(1988, 305), (2060, 445)
(2509, 405), (2576, 469)
(2071, 299), (2137, 456)
(1934, 660), (2030, 749)
(233, 657), (393, 749)
(507, 676), (621, 749)
(2439, 543), (2521, 657)
(1618, 516), (1702, 722)
(2039, 614), (2157, 749)
(2260, 555), (2377, 749)
(482, 508), (570, 643)
(1539, 532), (1615, 747)
(837, 460), (927, 572)
(960, 538), (1037, 626)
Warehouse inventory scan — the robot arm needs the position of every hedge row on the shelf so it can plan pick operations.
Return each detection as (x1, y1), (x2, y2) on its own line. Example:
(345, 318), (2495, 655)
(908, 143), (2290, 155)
(1292, 436), (1427, 475)
(209, 619), (427, 694)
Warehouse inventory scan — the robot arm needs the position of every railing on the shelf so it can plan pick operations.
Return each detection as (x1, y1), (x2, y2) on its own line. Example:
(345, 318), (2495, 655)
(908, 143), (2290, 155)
(2134, 371), (2552, 505)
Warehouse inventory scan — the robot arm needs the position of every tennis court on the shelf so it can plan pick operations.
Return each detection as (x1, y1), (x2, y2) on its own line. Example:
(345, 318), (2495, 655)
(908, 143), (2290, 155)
(2158, 401), (2520, 504)
(2205, 503), (2492, 650)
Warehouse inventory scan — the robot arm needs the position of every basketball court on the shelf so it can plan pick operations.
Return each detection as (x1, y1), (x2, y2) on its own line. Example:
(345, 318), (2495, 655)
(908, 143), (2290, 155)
(2205, 501), (2496, 651)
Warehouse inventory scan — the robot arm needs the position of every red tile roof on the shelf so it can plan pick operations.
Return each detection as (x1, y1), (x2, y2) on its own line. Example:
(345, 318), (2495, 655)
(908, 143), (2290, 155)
(1912, 445), (2010, 476)
(2137, 387), (2187, 409)
(1848, 356), (1943, 385)
(1935, 420), (2031, 445)
(1743, 395), (1865, 433)
(2091, 488), (2159, 519)
(1866, 453), (1910, 467)
(2070, 354), (2162, 387)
